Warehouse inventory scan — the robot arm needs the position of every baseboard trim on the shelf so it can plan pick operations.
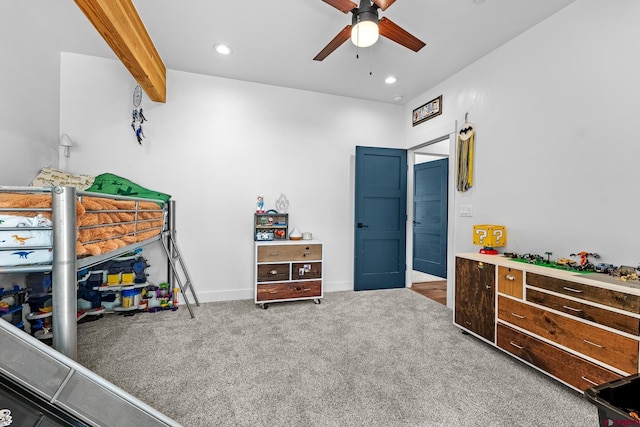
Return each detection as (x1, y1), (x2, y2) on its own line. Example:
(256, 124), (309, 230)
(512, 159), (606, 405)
(185, 281), (355, 304)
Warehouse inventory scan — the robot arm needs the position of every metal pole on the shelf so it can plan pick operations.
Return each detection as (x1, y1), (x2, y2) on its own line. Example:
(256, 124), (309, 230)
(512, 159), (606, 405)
(52, 186), (77, 360)
(167, 200), (176, 287)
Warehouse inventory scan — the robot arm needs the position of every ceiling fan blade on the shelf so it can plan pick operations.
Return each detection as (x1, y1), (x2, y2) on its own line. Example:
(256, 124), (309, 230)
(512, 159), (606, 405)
(313, 25), (352, 61)
(322, 0), (358, 13)
(372, 0), (397, 11)
(378, 17), (426, 52)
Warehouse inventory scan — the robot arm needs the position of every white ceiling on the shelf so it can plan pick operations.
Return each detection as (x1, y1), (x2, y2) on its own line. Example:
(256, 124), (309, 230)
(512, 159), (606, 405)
(17, 0), (576, 105)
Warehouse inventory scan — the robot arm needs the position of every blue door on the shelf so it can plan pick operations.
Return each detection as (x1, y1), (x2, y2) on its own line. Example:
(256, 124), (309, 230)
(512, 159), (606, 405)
(354, 146), (407, 291)
(413, 158), (448, 278)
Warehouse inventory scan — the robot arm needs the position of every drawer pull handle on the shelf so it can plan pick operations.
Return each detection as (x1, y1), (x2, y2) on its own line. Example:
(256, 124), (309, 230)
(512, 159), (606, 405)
(563, 286), (584, 293)
(509, 341), (524, 350)
(268, 252), (279, 256)
(581, 376), (598, 386)
(270, 270), (278, 275)
(269, 291), (278, 294)
(505, 274), (516, 281)
(583, 339), (604, 349)
(303, 288), (311, 291)
(562, 305), (583, 313)
(464, 320), (472, 326)
(511, 313), (526, 319)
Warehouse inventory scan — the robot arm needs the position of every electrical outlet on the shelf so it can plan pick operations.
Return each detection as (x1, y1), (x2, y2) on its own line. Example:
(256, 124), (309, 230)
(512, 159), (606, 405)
(459, 205), (473, 217)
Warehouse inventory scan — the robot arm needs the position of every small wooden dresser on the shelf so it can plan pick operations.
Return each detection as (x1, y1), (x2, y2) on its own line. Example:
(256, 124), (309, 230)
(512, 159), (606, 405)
(254, 240), (323, 309)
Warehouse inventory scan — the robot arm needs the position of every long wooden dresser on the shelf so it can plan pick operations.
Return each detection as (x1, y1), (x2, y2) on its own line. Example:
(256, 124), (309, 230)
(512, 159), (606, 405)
(454, 253), (640, 392)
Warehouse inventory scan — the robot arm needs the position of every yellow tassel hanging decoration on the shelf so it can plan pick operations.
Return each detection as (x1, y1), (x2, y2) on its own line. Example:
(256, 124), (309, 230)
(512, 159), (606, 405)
(457, 121), (475, 192)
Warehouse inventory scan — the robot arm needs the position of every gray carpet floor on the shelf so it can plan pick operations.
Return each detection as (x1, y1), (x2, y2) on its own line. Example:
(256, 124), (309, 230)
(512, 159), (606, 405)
(77, 289), (599, 426)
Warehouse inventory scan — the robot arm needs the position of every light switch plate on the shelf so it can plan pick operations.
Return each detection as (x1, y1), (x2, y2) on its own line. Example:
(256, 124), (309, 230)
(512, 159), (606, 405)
(459, 205), (473, 217)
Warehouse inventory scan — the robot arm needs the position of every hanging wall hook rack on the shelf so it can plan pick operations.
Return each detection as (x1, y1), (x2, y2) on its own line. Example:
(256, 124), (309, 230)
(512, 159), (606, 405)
(465, 112), (469, 122)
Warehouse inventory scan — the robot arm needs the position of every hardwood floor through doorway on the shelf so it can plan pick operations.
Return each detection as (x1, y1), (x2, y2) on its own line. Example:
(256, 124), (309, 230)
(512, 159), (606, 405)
(411, 281), (447, 305)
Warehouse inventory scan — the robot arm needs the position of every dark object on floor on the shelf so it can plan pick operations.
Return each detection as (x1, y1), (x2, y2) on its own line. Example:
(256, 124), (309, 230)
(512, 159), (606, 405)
(584, 373), (640, 425)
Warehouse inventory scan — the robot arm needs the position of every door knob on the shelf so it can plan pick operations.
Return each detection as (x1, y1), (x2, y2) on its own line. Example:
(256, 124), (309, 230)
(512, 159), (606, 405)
(357, 223), (369, 228)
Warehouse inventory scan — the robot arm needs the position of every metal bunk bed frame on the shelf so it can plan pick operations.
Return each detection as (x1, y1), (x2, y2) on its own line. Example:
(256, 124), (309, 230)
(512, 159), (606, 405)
(0, 185), (199, 361)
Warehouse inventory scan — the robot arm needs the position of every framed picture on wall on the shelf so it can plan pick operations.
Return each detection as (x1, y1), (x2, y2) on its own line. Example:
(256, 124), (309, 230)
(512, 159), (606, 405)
(412, 95), (442, 126)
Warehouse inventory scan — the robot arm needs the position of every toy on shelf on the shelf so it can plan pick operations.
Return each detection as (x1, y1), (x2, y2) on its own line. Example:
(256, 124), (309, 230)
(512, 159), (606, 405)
(0, 285), (27, 330)
(75, 249), (170, 316)
(594, 263), (617, 274)
(612, 265), (640, 282)
(256, 195), (265, 213)
(473, 225), (506, 255)
(570, 251), (600, 271)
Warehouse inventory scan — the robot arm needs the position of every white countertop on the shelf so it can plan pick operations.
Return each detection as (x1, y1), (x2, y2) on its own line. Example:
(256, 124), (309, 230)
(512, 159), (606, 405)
(255, 239), (322, 245)
(456, 252), (640, 296)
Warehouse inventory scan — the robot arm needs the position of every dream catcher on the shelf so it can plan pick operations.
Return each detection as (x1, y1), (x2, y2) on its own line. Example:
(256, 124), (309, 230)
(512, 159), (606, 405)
(131, 85), (147, 144)
(456, 115), (475, 192)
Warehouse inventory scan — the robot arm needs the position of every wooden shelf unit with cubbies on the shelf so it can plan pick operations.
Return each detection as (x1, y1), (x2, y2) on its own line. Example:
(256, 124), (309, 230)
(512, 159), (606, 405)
(454, 253), (640, 393)
(254, 213), (288, 241)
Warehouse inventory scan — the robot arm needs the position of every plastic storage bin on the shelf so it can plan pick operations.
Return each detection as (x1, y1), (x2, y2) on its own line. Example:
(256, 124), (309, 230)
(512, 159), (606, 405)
(584, 374), (640, 425)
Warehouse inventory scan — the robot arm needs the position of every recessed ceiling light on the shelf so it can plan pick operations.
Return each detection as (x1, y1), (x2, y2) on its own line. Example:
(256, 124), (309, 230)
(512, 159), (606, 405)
(213, 43), (232, 55)
(393, 95), (403, 102)
(385, 76), (397, 84)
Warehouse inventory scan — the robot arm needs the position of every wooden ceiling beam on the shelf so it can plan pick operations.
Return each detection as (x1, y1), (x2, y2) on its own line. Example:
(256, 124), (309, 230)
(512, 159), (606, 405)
(74, 0), (167, 103)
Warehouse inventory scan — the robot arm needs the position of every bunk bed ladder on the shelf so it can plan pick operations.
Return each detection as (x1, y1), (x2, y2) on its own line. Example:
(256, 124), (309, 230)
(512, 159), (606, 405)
(162, 201), (199, 318)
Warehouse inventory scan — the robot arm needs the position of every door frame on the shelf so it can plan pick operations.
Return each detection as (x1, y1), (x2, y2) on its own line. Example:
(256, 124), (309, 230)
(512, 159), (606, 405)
(405, 121), (457, 309)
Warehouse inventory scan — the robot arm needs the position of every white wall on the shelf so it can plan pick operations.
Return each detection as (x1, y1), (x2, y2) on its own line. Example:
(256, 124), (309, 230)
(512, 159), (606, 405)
(405, 0), (640, 306)
(4, 0), (637, 307)
(60, 53), (404, 302)
(0, 3), (59, 184)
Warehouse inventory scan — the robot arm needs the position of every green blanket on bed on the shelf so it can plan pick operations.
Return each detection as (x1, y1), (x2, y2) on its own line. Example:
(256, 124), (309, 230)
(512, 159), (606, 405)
(85, 173), (171, 202)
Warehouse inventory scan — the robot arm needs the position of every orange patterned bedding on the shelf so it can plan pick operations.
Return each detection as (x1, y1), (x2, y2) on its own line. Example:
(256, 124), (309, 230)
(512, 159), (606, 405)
(0, 192), (165, 261)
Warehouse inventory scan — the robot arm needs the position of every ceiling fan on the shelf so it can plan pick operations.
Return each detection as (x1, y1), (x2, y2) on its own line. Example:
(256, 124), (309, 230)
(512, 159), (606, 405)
(313, 0), (426, 61)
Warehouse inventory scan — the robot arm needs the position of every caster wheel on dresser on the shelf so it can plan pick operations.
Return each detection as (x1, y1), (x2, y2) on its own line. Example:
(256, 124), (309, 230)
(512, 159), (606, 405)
(313, 299), (321, 305)
(260, 303), (268, 309)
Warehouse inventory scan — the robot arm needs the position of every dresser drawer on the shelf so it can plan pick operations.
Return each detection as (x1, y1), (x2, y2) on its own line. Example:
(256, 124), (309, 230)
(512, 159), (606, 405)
(498, 295), (639, 374)
(527, 273), (640, 313)
(257, 244), (322, 262)
(291, 262), (322, 280)
(526, 288), (640, 336)
(497, 323), (623, 390)
(256, 263), (290, 282)
(498, 266), (523, 299)
(256, 281), (322, 301)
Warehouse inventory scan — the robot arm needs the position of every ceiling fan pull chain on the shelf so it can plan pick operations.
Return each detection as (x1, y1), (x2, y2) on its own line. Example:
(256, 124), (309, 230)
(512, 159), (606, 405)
(369, 47), (373, 75)
(355, 14), (361, 59)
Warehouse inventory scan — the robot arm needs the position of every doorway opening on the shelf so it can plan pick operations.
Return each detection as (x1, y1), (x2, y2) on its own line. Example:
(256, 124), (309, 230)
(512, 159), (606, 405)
(408, 134), (453, 307)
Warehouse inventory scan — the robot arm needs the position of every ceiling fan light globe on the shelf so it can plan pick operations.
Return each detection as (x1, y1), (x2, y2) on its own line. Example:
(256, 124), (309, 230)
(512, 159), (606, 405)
(351, 21), (379, 48)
